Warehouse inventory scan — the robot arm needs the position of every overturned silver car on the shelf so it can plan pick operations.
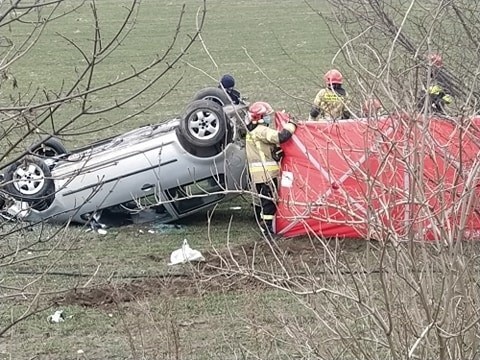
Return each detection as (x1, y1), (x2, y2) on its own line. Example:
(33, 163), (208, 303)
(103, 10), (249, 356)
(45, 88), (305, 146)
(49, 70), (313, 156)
(0, 95), (249, 226)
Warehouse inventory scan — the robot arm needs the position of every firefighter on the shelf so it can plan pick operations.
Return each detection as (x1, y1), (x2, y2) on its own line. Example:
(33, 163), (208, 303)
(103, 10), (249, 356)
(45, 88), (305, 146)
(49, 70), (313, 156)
(246, 101), (297, 235)
(309, 69), (351, 121)
(218, 74), (242, 105)
(418, 53), (453, 114)
(362, 98), (383, 117)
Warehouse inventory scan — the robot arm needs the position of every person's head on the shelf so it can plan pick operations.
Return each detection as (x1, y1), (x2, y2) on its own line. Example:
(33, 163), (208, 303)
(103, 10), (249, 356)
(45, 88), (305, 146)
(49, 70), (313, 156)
(219, 74), (235, 90)
(248, 101), (274, 126)
(324, 69), (343, 87)
(427, 53), (443, 68)
(362, 98), (383, 117)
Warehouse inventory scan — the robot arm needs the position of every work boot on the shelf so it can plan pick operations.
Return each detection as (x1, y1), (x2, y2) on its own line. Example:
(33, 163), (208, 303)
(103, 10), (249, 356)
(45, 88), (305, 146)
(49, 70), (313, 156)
(260, 223), (274, 234)
(260, 222), (277, 242)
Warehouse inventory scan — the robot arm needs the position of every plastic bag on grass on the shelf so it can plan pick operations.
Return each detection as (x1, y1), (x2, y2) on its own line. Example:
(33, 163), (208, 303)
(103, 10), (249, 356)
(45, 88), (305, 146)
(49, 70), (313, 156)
(168, 239), (205, 266)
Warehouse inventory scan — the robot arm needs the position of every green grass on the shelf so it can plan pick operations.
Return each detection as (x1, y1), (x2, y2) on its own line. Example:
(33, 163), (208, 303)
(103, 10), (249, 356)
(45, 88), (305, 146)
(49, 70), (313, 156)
(5, 289), (314, 360)
(2, 0), (336, 148)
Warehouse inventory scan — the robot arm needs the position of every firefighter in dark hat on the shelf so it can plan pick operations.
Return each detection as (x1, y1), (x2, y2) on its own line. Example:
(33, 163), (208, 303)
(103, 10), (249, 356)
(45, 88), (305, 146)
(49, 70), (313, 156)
(218, 74), (242, 105)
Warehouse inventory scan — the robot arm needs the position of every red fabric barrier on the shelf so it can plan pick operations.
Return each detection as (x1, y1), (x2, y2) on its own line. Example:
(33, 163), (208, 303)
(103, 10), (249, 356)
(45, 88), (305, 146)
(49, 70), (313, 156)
(274, 112), (480, 239)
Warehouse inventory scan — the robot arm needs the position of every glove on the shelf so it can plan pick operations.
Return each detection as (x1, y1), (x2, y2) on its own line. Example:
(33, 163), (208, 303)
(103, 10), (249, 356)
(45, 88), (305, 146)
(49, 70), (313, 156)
(271, 146), (284, 162)
(288, 115), (299, 126)
(283, 122), (296, 133)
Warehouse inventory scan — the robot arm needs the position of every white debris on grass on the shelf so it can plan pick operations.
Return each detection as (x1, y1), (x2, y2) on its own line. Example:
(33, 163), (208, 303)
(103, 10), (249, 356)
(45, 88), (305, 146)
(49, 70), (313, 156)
(85, 228), (108, 235)
(6, 201), (30, 219)
(47, 310), (65, 323)
(168, 239), (205, 266)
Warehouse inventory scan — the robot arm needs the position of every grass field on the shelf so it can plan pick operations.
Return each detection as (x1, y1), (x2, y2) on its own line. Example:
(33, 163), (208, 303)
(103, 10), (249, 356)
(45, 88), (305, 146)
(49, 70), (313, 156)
(4, 0), (337, 146)
(0, 1), (397, 359)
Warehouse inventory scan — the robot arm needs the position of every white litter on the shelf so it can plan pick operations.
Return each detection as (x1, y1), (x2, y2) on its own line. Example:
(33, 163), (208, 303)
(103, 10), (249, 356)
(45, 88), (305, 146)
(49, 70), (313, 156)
(47, 310), (65, 323)
(168, 239), (205, 266)
(6, 201), (30, 219)
(229, 206), (242, 210)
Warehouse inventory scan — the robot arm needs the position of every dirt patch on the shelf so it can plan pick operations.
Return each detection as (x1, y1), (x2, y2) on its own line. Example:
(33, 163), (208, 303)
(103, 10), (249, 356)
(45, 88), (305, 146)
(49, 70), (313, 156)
(56, 275), (269, 308)
(57, 237), (369, 308)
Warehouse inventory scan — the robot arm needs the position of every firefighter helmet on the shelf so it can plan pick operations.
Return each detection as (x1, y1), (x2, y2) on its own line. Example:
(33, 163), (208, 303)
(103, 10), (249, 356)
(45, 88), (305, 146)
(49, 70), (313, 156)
(324, 69), (343, 85)
(253, 101), (273, 115)
(428, 53), (443, 68)
(248, 102), (273, 124)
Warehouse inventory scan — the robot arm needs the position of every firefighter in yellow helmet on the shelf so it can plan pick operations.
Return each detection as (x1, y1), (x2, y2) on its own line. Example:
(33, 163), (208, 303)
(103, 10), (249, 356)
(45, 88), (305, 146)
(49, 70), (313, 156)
(309, 69), (351, 121)
(418, 53), (453, 114)
(246, 101), (297, 235)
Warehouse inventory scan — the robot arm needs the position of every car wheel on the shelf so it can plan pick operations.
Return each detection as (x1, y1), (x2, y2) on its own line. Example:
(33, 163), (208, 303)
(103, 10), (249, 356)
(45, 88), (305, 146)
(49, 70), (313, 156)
(192, 87), (232, 106)
(30, 137), (67, 157)
(178, 100), (227, 148)
(4, 156), (55, 210)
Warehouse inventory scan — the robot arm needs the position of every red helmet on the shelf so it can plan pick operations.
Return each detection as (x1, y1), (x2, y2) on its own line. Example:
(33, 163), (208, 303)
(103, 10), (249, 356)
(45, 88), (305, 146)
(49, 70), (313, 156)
(428, 53), (443, 68)
(324, 69), (343, 85)
(362, 98), (382, 116)
(248, 101), (273, 124)
(253, 101), (273, 115)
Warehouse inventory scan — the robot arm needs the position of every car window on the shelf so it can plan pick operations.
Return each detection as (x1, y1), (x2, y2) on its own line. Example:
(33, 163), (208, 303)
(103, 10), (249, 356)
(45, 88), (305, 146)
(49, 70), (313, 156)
(166, 175), (225, 214)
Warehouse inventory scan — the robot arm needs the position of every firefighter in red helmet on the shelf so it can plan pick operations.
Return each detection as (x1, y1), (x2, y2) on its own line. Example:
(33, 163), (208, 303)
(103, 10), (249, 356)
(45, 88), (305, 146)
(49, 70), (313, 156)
(428, 53), (443, 67)
(309, 69), (351, 121)
(246, 101), (297, 236)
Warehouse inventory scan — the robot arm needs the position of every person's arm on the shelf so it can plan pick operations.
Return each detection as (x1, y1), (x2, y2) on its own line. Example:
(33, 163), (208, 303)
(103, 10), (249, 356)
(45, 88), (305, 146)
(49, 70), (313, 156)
(309, 90), (324, 121)
(341, 91), (351, 119)
(227, 89), (241, 104)
(258, 122), (296, 145)
(278, 122), (296, 143)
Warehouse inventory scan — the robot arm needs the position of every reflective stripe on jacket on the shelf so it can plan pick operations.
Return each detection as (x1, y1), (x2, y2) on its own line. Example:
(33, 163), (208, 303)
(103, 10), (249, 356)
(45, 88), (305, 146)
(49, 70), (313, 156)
(427, 84), (453, 104)
(246, 125), (280, 184)
(313, 88), (348, 120)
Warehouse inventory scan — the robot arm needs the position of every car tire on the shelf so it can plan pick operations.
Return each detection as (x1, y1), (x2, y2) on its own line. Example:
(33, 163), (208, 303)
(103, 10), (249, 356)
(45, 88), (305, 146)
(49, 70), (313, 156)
(192, 87), (232, 106)
(29, 137), (67, 157)
(177, 100), (228, 149)
(4, 156), (55, 210)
